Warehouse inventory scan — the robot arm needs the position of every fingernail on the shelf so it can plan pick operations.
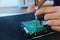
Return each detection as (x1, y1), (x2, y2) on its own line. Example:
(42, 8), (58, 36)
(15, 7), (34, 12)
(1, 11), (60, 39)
(51, 26), (54, 29)
(41, 21), (48, 25)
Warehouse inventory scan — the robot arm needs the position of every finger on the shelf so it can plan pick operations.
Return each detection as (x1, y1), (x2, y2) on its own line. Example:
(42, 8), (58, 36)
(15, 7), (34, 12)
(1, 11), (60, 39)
(48, 20), (60, 26)
(51, 26), (60, 32)
(35, 7), (57, 16)
(44, 13), (60, 20)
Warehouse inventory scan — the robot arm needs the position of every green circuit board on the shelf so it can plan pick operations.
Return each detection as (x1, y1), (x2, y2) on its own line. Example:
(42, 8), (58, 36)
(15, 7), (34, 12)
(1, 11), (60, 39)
(22, 20), (46, 35)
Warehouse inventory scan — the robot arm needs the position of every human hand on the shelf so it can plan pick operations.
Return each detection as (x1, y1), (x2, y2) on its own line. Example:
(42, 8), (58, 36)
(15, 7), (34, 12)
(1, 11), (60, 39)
(38, 0), (46, 8)
(35, 6), (60, 32)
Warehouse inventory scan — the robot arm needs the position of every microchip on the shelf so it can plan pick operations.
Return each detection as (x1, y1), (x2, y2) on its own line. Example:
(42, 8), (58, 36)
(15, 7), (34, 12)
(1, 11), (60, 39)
(21, 20), (46, 35)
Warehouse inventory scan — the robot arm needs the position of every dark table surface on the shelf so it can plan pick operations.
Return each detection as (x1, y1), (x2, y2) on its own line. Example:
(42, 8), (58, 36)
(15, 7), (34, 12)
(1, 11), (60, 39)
(32, 32), (60, 40)
(0, 13), (60, 40)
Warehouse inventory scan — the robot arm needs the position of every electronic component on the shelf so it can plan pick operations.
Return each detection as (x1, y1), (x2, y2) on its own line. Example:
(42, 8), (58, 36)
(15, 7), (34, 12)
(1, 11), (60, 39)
(21, 20), (46, 35)
(20, 14), (54, 40)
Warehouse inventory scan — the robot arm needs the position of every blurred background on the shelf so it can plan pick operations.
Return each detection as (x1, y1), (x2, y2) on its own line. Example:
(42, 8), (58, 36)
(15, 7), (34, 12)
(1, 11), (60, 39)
(0, 0), (54, 13)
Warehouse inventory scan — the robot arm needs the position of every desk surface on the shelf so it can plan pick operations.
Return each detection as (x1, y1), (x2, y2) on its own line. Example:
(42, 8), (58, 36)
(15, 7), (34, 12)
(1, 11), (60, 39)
(32, 32), (60, 40)
(0, 13), (60, 40)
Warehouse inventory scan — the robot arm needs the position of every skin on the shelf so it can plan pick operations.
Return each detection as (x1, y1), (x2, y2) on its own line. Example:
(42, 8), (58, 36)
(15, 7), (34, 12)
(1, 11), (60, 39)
(38, 0), (46, 8)
(35, 0), (60, 32)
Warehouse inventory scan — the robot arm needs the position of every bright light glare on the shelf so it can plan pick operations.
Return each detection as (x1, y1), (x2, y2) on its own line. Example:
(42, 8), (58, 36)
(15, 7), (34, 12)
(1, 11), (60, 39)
(0, 0), (19, 7)
(0, 13), (23, 17)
